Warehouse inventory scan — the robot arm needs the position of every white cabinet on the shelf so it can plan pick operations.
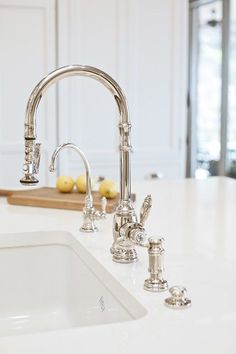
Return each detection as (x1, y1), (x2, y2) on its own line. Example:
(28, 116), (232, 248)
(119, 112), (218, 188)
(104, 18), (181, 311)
(0, 0), (56, 187)
(57, 0), (188, 181)
(0, 0), (188, 187)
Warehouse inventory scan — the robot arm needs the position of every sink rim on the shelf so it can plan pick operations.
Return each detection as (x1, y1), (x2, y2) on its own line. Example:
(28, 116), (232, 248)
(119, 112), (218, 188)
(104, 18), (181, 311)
(0, 230), (147, 336)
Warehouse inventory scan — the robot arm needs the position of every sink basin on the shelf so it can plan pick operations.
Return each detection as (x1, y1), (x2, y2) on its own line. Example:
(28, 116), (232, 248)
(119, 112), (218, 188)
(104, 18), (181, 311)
(0, 231), (146, 336)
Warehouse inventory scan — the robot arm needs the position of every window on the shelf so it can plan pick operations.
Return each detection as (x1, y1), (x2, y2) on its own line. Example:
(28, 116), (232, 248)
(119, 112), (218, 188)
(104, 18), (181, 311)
(188, 0), (236, 179)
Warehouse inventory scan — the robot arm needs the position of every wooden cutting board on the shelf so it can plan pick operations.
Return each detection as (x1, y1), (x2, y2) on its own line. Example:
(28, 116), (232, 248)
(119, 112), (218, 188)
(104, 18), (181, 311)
(7, 187), (135, 214)
(0, 189), (16, 197)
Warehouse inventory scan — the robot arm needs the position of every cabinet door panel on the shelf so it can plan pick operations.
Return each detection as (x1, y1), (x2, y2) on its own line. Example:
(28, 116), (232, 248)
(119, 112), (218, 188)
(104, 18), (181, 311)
(57, 0), (188, 180)
(0, 0), (56, 187)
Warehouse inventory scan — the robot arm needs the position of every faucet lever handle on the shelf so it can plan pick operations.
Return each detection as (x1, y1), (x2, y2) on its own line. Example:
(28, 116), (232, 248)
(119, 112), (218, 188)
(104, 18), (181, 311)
(140, 194), (152, 226)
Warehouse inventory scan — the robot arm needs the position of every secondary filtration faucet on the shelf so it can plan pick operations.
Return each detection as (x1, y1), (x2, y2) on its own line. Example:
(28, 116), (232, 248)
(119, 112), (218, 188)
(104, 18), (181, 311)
(20, 65), (151, 263)
(49, 142), (106, 232)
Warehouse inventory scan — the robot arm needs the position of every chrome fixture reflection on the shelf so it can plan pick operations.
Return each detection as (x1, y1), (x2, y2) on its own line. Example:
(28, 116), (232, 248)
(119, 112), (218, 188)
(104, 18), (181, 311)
(112, 194), (152, 263)
(49, 142), (106, 232)
(164, 286), (192, 309)
(20, 65), (151, 263)
(144, 238), (168, 292)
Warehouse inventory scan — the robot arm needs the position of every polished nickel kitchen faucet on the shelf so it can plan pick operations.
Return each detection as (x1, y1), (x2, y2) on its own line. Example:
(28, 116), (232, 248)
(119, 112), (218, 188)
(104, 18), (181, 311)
(20, 65), (152, 264)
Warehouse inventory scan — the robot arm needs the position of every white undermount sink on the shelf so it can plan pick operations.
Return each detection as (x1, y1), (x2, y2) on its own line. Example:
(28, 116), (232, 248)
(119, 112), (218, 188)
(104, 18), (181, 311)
(0, 231), (146, 336)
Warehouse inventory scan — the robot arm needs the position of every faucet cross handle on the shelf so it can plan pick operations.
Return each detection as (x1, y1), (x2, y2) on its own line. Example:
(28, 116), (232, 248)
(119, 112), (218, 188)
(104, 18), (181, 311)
(140, 194), (152, 226)
(164, 286), (191, 309)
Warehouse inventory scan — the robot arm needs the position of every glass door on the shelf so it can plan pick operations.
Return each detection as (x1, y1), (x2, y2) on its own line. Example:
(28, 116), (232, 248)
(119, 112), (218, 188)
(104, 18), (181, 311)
(227, 0), (236, 177)
(188, 0), (223, 178)
(188, 0), (236, 180)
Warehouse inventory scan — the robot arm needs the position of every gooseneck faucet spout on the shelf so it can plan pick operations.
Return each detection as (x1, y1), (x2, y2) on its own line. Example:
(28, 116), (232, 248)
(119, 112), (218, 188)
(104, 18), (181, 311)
(20, 65), (131, 206)
(20, 65), (151, 263)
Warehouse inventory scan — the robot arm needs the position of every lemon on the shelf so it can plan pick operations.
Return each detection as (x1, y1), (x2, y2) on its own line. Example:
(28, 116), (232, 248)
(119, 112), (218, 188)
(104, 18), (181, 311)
(76, 174), (94, 193)
(56, 176), (74, 193)
(99, 179), (118, 199)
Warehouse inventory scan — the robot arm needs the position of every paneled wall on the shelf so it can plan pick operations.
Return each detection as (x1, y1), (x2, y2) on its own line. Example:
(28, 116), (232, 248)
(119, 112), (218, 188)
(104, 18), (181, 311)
(0, 0), (188, 187)
(0, 0), (56, 187)
(57, 0), (188, 181)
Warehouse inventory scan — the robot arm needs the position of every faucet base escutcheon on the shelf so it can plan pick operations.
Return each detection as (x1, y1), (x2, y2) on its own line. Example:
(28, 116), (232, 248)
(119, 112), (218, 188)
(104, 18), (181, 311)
(144, 278), (168, 292)
(112, 247), (138, 264)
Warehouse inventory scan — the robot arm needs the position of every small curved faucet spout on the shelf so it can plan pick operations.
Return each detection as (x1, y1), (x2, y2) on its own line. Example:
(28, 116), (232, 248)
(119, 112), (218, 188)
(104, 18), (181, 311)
(49, 142), (93, 201)
(49, 142), (106, 232)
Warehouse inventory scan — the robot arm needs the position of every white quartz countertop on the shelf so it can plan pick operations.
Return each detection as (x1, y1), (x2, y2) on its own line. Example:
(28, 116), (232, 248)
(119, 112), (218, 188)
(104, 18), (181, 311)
(0, 177), (236, 354)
